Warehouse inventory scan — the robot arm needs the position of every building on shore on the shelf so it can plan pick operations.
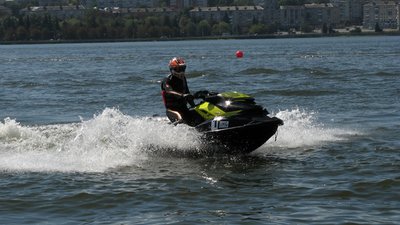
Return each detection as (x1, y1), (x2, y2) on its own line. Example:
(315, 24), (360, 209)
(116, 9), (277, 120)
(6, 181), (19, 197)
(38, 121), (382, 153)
(155, 0), (207, 9)
(11, 0), (400, 34)
(304, 3), (340, 27)
(20, 5), (86, 19)
(75, 0), (207, 9)
(9, 0), (69, 5)
(262, 0), (279, 24)
(330, 0), (350, 24)
(190, 6), (264, 32)
(0, 5), (12, 16)
(126, 7), (178, 19)
(398, 4), (400, 30)
(330, 0), (370, 25)
(79, 0), (156, 8)
(279, 3), (340, 29)
(279, 5), (304, 29)
(363, 1), (399, 29)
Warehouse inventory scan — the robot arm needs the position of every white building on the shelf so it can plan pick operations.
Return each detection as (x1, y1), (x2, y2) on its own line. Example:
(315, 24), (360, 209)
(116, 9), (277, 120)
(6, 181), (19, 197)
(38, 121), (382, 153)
(170, 0), (207, 9)
(363, 1), (399, 29)
(80, 0), (156, 8)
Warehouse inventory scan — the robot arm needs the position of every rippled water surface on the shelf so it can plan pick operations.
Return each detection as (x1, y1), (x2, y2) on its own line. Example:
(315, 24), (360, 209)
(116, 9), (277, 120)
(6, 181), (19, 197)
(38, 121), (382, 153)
(1, 36), (399, 224)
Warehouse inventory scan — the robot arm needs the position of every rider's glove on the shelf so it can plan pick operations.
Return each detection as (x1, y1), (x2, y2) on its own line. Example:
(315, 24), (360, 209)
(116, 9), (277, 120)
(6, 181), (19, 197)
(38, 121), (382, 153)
(183, 94), (194, 102)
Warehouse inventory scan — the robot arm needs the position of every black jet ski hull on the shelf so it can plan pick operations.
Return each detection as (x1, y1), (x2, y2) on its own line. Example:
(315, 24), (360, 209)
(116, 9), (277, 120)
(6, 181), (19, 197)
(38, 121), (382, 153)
(198, 117), (283, 155)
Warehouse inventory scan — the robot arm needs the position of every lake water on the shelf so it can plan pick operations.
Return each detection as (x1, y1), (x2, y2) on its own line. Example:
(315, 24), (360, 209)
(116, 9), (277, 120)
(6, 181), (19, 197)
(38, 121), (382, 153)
(0, 36), (399, 224)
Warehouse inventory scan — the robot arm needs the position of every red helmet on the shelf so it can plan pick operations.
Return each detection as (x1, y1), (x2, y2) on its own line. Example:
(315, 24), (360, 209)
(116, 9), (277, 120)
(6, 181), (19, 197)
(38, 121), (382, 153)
(169, 57), (186, 73)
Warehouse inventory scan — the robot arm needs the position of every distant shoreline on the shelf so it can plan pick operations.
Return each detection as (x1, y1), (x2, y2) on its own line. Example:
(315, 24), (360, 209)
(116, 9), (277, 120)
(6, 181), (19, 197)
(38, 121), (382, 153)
(1, 30), (399, 45)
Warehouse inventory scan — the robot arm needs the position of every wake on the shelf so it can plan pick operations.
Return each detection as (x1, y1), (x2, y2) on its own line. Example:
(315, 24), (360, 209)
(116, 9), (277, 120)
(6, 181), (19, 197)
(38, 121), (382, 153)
(0, 108), (357, 172)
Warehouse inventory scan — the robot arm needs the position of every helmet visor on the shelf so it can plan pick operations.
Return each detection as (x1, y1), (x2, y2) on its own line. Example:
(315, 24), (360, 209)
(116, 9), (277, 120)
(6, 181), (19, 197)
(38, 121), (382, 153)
(173, 65), (186, 73)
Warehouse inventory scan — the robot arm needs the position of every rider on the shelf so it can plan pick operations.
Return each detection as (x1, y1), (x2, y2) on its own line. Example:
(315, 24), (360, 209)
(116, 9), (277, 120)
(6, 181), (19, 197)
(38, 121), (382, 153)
(161, 57), (198, 126)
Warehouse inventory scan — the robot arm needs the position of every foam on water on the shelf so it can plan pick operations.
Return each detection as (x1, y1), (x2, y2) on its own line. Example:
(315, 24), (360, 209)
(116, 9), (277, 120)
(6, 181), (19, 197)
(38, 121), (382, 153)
(0, 108), (200, 173)
(0, 108), (356, 172)
(264, 107), (357, 149)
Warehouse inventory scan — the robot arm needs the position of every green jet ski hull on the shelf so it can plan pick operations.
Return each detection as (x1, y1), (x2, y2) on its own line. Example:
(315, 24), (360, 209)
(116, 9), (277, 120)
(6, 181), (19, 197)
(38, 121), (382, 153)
(188, 91), (283, 155)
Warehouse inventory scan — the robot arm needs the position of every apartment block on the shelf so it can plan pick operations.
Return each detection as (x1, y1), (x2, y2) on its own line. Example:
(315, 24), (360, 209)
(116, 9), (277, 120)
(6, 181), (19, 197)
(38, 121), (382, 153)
(263, 0), (279, 24)
(279, 5), (304, 28)
(190, 6), (264, 28)
(20, 5), (86, 19)
(304, 3), (340, 26)
(80, 0), (156, 8)
(10, 0), (68, 5)
(363, 1), (399, 29)
(127, 7), (178, 19)
(398, 4), (400, 30)
(170, 0), (207, 9)
(330, 0), (350, 23)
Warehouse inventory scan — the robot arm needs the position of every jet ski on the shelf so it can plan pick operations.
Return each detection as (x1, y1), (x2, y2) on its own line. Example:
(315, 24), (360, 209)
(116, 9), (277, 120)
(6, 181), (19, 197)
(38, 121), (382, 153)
(188, 91), (283, 155)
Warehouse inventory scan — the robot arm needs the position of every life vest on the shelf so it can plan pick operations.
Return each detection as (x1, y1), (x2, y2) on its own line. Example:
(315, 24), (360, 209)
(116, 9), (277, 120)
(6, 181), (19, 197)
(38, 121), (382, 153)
(160, 75), (189, 110)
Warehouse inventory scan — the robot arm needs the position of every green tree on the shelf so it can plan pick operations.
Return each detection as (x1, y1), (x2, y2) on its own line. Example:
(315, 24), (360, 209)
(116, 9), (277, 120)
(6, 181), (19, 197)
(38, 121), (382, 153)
(85, 10), (98, 28)
(185, 21), (197, 36)
(212, 21), (230, 35)
(2, 16), (18, 30)
(178, 16), (191, 36)
(124, 18), (136, 38)
(160, 25), (174, 38)
(162, 15), (171, 27)
(136, 23), (149, 38)
(30, 27), (42, 40)
(16, 26), (28, 40)
(249, 23), (266, 34)
(4, 28), (16, 41)
(77, 26), (88, 39)
(197, 20), (211, 36)
(0, 25), (4, 40)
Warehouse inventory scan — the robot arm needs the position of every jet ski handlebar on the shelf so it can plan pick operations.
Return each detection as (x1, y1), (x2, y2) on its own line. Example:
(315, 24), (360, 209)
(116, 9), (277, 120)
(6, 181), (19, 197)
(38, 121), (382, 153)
(193, 90), (218, 100)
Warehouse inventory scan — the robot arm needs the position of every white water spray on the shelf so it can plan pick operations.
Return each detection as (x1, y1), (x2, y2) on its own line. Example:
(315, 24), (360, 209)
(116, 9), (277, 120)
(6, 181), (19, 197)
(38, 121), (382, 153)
(0, 108), (200, 173)
(264, 107), (357, 149)
(0, 108), (357, 172)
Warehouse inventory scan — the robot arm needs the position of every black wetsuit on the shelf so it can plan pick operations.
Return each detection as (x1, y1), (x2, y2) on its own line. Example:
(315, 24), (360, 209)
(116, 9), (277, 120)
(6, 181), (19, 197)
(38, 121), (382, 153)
(161, 74), (197, 125)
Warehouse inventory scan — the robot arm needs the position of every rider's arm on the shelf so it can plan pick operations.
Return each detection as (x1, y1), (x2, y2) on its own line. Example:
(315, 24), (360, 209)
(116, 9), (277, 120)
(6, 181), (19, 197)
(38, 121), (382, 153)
(167, 90), (186, 98)
(161, 79), (185, 98)
(161, 77), (194, 107)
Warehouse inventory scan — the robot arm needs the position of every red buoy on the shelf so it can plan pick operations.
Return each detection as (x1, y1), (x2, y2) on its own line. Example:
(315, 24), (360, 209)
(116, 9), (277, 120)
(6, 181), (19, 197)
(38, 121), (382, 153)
(236, 50), (244, 58)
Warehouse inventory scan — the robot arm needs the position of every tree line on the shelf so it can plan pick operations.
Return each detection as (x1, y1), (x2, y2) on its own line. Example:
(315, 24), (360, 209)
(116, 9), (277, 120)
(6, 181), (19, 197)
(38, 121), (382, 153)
(0, 9), (281, 42)
(0, 0), (334, 42)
